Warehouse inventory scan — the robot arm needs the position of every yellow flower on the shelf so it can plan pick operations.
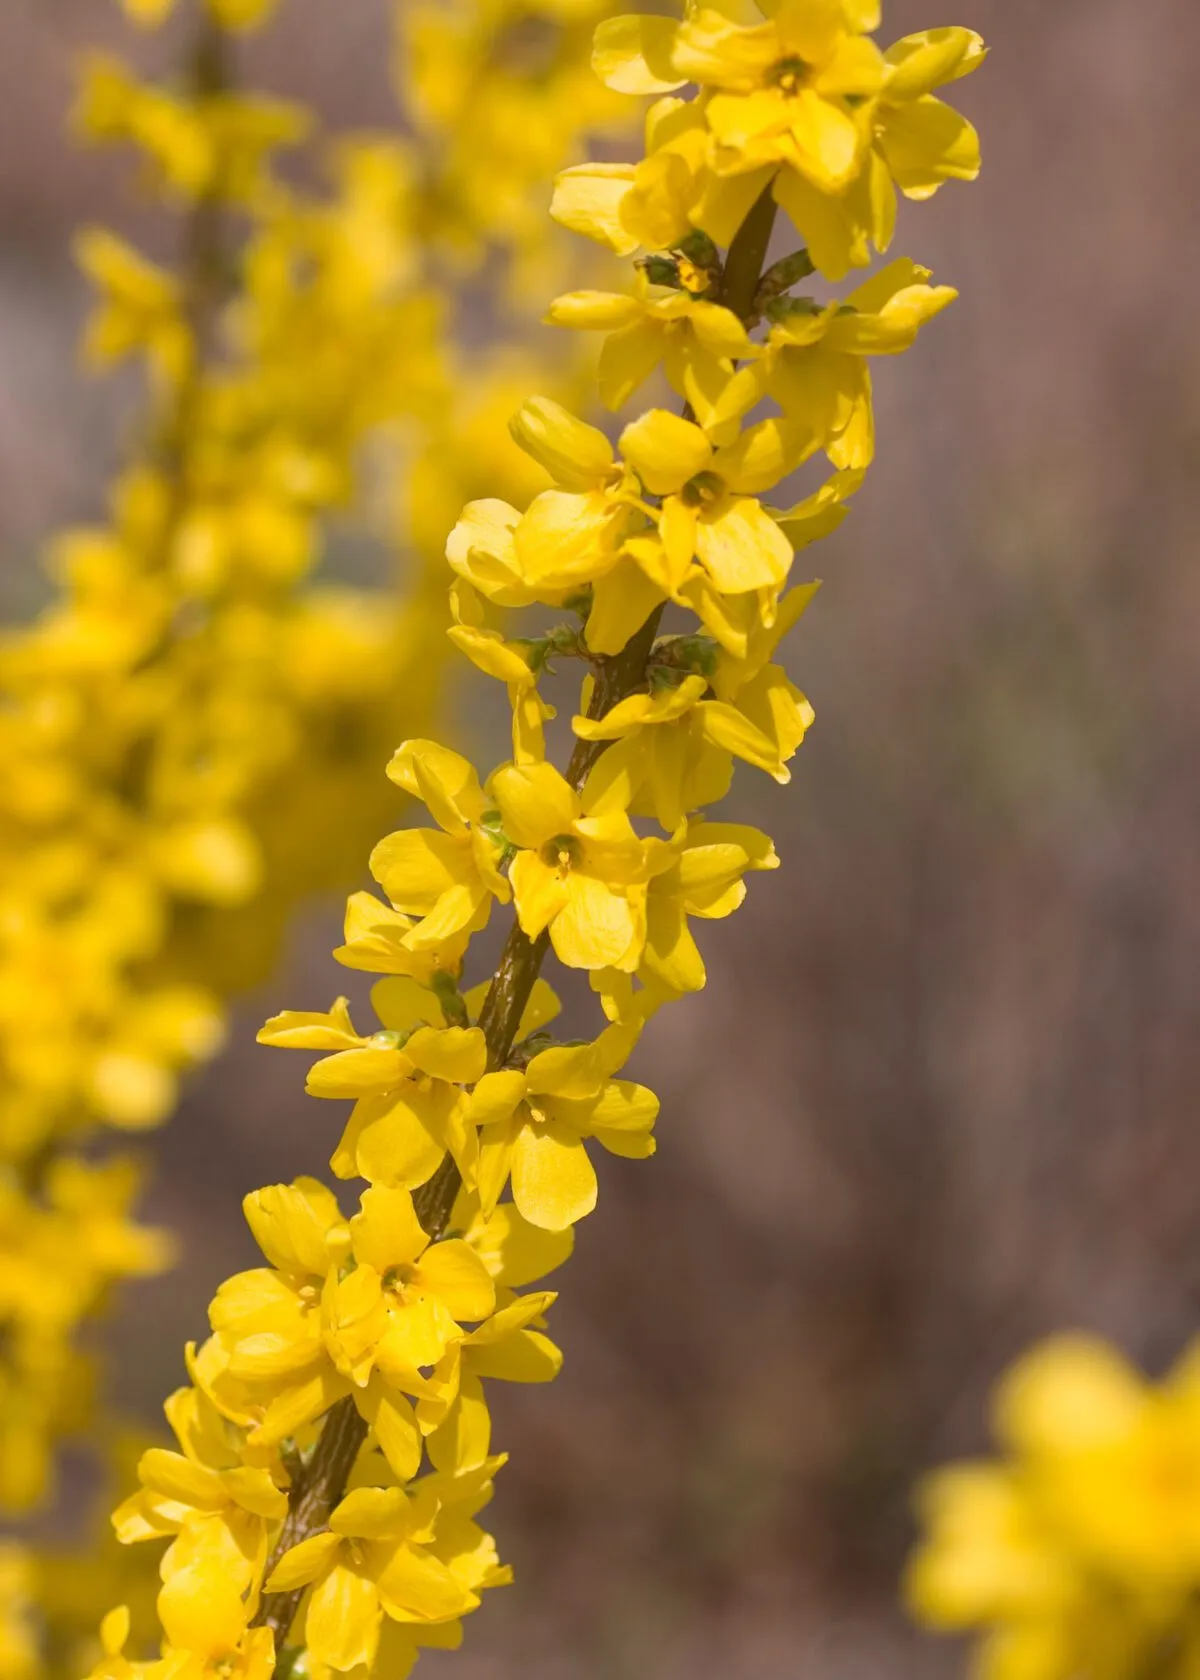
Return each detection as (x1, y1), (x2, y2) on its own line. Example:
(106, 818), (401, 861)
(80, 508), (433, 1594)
(265, 1486), (479, 1671)
(257, 997), (486, 1191)
(669, 0), (886, 193)
(416, 1199), (571, 1471)
(904, 1463), (1082, 1629)
(111, 1380), (288, 1591)
(491, 760), (670, 971)
(446, 586), (555, 766)
(996, 1336), (1200, 1582)
(546, 271), (757, 424)
(369, 741), (511, 950)
(418, 1290), (563, 1473)
(333, 891), (471, 984)
(74, 229), (190, 386)
(506, 398), (641, 592)
(204, 1179), (351, 1448)
(639, 819), (779, 995)
(774, 27), (986, 278)
(467, 1024), (657, 1230)
(551, 100), (767, 256)
(619, 408), (809, 597)
(715, 259), (958, 469)
(575, 587), (818, 828)
(324, 1185), (495, 1388)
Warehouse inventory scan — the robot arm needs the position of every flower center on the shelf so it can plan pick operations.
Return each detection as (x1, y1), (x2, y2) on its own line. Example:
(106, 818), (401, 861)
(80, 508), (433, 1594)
(382, 1262), (417, 1300)
(681, 471), (725, 509)
(539, 833), (581, 877)
(772, 55), (810, 94)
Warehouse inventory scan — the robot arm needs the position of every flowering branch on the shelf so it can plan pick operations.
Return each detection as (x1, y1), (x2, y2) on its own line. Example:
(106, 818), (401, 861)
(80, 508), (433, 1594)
(77, 9), (987, 1680)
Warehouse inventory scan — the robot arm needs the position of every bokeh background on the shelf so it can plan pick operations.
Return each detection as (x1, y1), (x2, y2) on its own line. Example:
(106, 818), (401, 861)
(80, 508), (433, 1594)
(5, 0), (1200, 1675)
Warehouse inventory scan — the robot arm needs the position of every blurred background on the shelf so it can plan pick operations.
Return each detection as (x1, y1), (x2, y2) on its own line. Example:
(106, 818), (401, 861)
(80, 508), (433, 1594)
(6, 0), (1200, 1675)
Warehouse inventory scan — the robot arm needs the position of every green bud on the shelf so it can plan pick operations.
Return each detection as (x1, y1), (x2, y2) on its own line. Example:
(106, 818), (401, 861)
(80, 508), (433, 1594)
(637, 255), (681, 288)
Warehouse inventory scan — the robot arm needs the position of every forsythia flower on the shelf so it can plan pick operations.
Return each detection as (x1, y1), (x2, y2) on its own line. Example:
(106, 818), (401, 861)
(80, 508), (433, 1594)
(370, 742), (511, 949)
(716, 258), (958, 467)
(907, 1335), (1200, 1680)
(619, 409), (806, 597)
(490, 760), (671, 971)
(470, 1026), (658, 1230)
(669, 0), (887, 193)
(546, 270), (758, 423)
(265, 1486), (478, 1671)
(257, 1000), (486, 1191)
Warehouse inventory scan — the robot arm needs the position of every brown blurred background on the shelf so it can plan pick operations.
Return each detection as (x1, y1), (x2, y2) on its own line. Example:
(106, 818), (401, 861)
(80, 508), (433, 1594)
(6, 0), (1200, 1674)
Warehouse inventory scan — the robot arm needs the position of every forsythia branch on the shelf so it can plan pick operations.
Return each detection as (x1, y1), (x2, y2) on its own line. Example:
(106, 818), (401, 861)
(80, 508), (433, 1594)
(66, 7), (988, 1680)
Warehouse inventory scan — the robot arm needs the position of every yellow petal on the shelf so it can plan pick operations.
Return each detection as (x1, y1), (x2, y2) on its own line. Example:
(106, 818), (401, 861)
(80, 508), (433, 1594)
(415, 1240), (496, 1324)
(157, 1560), (247, 1657)
(469, 1327), (563, 1385)
(330, 1486), (411, 1539)
(696, 499), (793, 594)
(370, 977), (444, 1034)
(243, 1181), (343, 1278)
(306, 1044), (410, 1099)
(465, 1070), (527, 1128)
(546, 289), (644, 330)
(466, 1203), (574, 1287)
(512, 1123), (599, 1231)
(619, 409), (712, 496)
(508, 397), (614, 490)
(385, 740), (486, 832)
(551, 874), (641, 972)
(591, 14), (685, 94)
(403, 1026), (487, 1085)
(428, 1373), (492, 1474)
(357, 1380), (423, 1481)
(884, 28), (987, 102)
(368, 828), (469, 918)
(305, 1561), (381, 1672)
(550, 162), (639, 255)
(491, 760), (579, 849)
(137, 1449), (225, 1511)
(585, 558), (667, 657)
(264, 1531), (341, 1594)
(351, 1186), (429, 1272)
(376, 1543), (479, 1622)
(338, 1090), (447, 1189)
(256, 998), (358, 1050)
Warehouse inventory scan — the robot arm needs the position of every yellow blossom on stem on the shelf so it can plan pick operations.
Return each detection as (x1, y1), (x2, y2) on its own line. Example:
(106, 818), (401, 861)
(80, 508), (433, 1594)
(491, 760), (672, 971)
(619, 408), (809, 598)
(468, 1025), (657, 1230)
(370, 742), (511, 950)
(546, 271), (758, 423)
(714, 258), (958, 467)
(265, 1487), (475, 1672)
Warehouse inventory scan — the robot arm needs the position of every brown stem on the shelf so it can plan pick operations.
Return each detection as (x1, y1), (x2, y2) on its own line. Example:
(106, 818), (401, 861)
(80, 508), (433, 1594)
(253, 174), (779, 1654)
(253, 1395), (368, 1640)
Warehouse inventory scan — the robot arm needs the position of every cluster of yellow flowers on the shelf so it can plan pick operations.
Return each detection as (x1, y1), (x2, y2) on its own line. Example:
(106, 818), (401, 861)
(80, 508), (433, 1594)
(0, 0), (634, 1675)
(909, 1334), (1200, 1680)
(0, 1), (425, 1524)
(55, 2), (983, 1677)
